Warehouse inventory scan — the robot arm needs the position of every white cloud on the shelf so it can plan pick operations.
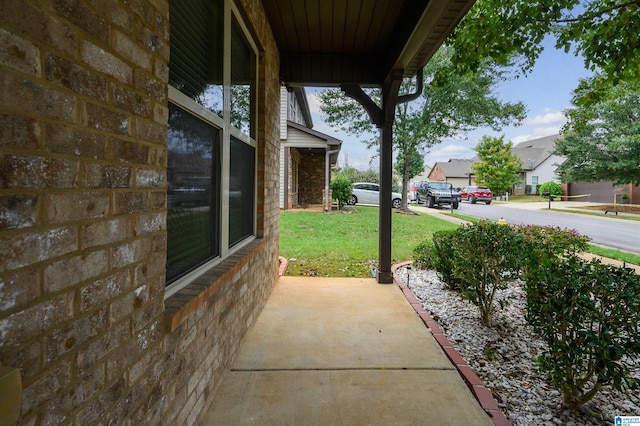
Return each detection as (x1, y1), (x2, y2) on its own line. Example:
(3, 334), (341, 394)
(425, 144), (474, 165)
(525, 109), (565, 126)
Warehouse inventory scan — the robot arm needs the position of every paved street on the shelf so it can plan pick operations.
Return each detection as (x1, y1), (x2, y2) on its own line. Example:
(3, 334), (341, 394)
(415, 201), (640, 255)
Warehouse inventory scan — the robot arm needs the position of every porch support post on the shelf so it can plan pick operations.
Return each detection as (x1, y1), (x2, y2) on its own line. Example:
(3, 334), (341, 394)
(377, 72), (403, 282)
(341, 69), (404, 283)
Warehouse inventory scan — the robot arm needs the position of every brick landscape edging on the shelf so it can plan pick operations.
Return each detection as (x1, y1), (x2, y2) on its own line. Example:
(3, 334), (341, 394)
(392, 261), (512, 426)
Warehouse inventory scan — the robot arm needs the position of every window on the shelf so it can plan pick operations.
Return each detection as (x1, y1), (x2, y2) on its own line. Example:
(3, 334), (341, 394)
(532, 176), (539, 186)
(167, 0), (257, 293)
(166, 104), (220, 282)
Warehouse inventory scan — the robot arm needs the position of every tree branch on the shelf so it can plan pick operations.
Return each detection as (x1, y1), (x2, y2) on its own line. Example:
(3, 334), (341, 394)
(553, 0), (640, 23)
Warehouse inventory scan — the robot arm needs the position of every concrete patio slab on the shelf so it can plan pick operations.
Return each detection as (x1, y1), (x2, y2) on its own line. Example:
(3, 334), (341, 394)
(201, 276), (493, 425)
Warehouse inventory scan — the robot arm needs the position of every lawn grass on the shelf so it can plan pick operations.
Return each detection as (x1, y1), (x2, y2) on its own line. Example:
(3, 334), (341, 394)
(279, 206), (457, 277)
(280, 206), (640, 277)
(588, 245), (640, 266)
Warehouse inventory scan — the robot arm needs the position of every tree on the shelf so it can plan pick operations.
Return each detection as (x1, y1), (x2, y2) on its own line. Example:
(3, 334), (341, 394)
(444, 0), (640, 105)
(394, 146), (424, 198)
(318, 45), (526, 210)
(555, 82), (640, 185)
(471, 135), (522, 195)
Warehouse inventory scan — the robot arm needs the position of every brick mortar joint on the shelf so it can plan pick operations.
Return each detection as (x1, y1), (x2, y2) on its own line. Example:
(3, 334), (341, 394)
(164, 238), (267, 332)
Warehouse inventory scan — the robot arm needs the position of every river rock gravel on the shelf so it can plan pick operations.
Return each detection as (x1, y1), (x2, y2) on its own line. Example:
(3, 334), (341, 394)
(398, 266), (640, 425)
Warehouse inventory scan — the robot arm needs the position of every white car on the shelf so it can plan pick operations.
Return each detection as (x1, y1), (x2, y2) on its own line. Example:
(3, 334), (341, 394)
(346, 182), (402, 208)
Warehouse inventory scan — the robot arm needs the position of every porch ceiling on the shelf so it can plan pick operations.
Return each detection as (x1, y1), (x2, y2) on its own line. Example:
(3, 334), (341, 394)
(262, 0), (476, 86)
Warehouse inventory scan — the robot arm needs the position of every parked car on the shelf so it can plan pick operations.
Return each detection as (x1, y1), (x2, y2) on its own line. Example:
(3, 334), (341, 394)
(460, 185), (493, 204)
(416, 181), (460, 209)
(347, 182), (402, 209)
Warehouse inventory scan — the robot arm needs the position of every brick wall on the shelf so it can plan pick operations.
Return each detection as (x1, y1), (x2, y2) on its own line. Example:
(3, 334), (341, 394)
(298, 151), (325, 205)
(429, 164), (446, 181)
(0, 1), (280, 424)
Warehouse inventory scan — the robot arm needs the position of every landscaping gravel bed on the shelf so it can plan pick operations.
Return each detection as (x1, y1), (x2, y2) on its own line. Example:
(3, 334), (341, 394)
(398, 266), (640, 425)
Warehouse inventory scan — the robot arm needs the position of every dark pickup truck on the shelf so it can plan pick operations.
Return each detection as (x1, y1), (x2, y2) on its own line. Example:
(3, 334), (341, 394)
(416, 181), (460, 209)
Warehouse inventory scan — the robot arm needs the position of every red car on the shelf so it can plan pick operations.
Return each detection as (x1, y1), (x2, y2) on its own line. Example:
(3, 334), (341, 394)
(460, 185), (493, 204)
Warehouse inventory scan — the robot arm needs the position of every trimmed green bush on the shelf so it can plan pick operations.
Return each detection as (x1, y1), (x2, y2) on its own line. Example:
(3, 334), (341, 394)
(412, 240), (434, 270)
(539, 181), (562, 199)
(430, 229), (462, 291)
(330, 174), (352, 209)
(449, 221), (527, 325)
(524, 256), (640, 409)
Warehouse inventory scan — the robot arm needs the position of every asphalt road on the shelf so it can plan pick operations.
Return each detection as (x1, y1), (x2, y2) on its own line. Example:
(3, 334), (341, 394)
(452, 201), (640, 255)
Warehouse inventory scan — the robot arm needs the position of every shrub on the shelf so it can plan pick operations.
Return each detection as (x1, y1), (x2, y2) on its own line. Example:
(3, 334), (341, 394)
(449, 221), (527, 325)
(524, 256), (640, 409)
(412, 240), (434, 269)
(517, 225), (590, 260)
(539, 181), (562, 199)
(430, 229), (462, 291)
(330, 174), (352, 209)
(518, 225), (590, 284)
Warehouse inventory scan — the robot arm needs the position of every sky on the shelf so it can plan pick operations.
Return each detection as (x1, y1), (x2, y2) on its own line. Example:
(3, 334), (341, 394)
(304, 37), (594, 172)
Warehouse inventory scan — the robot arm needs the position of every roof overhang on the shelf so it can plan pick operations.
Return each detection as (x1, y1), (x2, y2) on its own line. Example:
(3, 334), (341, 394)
(285, 120), (342, 165)
(262, 0), (476, 86)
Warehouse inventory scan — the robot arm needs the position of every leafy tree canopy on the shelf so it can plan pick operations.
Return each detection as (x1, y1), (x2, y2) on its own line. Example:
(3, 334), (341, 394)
(318, 45), (526, 209)
(394, 147), (424, 182)
(471, 135), (523, 194)
(555, 82), (640, 185)
(445, 0), (640, 103)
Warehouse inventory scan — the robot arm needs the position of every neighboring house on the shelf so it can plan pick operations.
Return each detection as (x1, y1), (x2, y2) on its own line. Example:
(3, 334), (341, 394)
(510, 134), (640, 202)
(0, 1), (475, 424)
(427, 159), (475, 190)
(511, 135), (564, 194)
(279, 87), (341, 209)
(428, 135), (565, 194)
(411, 164), (433, 183)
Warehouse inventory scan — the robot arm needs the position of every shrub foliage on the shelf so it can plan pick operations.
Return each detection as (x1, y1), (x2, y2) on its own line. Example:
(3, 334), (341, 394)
(449, 221), (526, 325)
(524, 256), (640, 409)
(413, 221), (640, 408)
(330, 174), (352, 208)
(538, 181), (562, 199)
(429, 229), (462, 291)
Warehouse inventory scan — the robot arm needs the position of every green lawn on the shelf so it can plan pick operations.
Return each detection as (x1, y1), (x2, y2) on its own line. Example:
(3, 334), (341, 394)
(280, 206), (640, 277)
(279, 206), (457, 277)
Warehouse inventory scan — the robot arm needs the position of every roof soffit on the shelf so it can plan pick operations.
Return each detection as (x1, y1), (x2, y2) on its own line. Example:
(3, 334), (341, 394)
(262, 0), (476, 86)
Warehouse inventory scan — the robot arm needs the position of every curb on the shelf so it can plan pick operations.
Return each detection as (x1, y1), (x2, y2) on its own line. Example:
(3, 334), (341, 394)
(392, 261), (512, 426)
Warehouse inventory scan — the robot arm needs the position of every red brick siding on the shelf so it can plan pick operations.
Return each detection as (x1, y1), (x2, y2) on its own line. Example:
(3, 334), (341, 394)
(298, 151), (326, 205)
(0, 0), (280, 424)
(429, 164), (446, 181)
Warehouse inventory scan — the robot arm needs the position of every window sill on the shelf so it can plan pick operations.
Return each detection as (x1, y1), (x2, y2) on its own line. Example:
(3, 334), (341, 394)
(164, 238), (266, 332)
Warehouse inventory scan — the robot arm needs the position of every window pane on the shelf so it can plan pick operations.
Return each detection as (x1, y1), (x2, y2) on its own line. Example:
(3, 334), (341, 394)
(229, 137), (255, 247)
(230, 16), (255, 137)
(167, 103), (220, 282)
(169, 0), (224, 118)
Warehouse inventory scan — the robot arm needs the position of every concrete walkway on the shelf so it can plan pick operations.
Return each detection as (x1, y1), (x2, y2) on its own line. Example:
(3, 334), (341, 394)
(201, 276), (495, 425)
